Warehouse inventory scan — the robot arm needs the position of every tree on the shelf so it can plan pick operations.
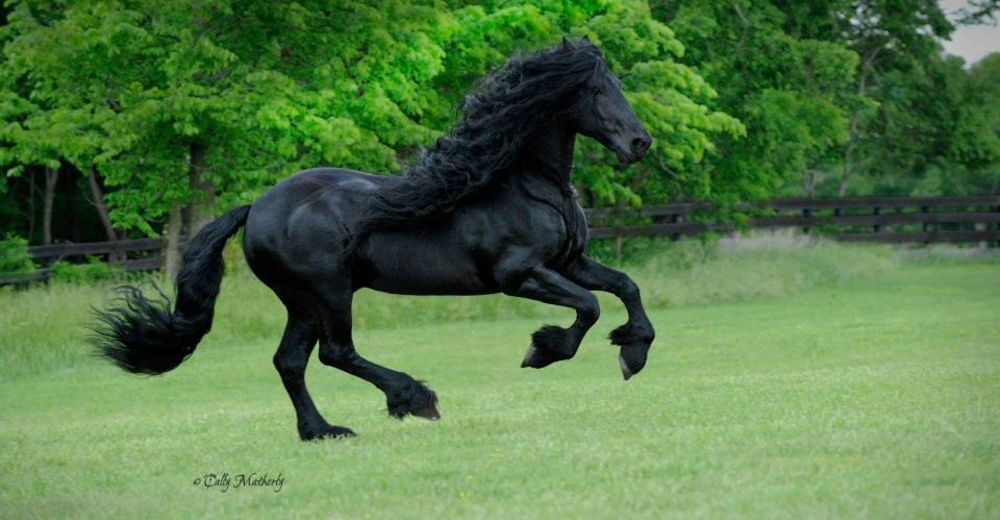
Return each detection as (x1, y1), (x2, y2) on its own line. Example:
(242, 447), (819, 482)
(2, 0), (739, 257)
(657, 0), (857, 201)
(940, 53), (1000, 194)
(0, 0), (465, 273)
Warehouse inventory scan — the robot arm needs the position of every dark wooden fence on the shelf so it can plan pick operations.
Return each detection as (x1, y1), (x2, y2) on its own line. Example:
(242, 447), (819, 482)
(587, 195), (1000, 244)
(2, 195), (998, 286)
(0, 237), (171, 285)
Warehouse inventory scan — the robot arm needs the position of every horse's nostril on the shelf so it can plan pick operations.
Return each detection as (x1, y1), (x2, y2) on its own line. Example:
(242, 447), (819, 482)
(631, 137), (651, 155)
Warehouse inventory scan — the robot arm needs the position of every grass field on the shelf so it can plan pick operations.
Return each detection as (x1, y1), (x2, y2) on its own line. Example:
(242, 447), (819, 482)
(1, 239), (998, 518)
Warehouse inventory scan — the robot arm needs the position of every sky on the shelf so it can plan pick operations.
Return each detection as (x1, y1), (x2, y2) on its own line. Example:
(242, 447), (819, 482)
(938, 0), (1000, 65)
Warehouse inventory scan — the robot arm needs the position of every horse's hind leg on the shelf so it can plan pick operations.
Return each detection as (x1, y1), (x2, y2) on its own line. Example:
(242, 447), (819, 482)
(313, 284), (439, 420)
(273, 306), (355, 440)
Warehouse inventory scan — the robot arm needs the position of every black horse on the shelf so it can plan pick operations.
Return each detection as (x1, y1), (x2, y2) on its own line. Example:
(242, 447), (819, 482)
(93, 38), (655, 441)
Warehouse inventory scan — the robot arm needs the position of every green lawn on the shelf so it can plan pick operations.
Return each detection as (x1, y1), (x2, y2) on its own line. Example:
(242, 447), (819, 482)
(1, 257), (999, 518)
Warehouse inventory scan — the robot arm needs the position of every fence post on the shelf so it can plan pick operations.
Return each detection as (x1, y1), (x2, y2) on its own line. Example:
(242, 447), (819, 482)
(975, 220), (987, 250)
(802, 207), (813, 234)
(995, 205), (1000, 248)
(921, 205), (931, 244)
(671, 213), (683, 241)
(872, 206), (881, 234)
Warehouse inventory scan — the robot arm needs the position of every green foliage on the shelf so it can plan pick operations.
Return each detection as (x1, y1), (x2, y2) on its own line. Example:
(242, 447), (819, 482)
(0, 0), (997, 244)
(659, 1), (860, 201)
(569, 1), (745, 206)
(0, 235), (34, 274)
(944, 54), (1000, 194)
(0, 0), (741, 235)
(49, 256), (124, 284)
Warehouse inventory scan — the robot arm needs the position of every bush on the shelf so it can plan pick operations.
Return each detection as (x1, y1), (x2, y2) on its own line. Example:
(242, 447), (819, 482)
(50, 256), (125, 284)
(0, 235), (35, 275)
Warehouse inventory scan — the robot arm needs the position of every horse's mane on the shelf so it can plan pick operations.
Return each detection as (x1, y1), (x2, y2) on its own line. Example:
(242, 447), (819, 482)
(358, 39), (606, 233)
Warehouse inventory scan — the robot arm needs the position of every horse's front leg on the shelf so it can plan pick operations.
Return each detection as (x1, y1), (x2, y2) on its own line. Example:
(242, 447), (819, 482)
(564, 255), (655, 379)
(498, 264), (600, 369)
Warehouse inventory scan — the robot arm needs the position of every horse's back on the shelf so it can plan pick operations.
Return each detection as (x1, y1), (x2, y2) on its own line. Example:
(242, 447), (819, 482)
(243, 167), (391, 283)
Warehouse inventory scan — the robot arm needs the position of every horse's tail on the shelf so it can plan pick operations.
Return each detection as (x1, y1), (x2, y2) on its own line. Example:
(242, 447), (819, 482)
(91, 205), (252, 375)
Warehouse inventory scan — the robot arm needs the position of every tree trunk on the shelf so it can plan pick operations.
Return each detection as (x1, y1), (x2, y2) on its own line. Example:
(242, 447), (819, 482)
(803, 169), (821, 198)
(28, 169), (37, 241)
(43, 166), (59, 245)
(87, 167), (118, 242)
(838, 159), (851, 198)
(839, 108), (862, 197)
(184, 141), (215, 237)
(87, 166), (125, 262)
(68, 167), (81, 242)
(163, 203), (183, 280)
(839, 49), (877, 199)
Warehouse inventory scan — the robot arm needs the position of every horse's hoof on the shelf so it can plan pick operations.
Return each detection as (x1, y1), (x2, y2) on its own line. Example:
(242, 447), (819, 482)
(522, 326), (573, 369)
(619, 355), (634, 380)
(521, 345), (540, 368)
(388, 381), (438, 420)
(411, 403), (441, 420)
(618, 342), (648, 380)
(300, 425), (356, 441)
(522, 344), (563, 369)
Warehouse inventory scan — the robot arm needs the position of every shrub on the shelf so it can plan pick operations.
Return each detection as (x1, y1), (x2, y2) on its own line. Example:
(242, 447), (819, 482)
(0, 235), (35, 275)
(50, 256), (125, 284)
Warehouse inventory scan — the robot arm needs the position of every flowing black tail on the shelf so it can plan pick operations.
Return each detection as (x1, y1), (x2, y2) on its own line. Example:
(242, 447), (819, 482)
(91, 205), (252, 375)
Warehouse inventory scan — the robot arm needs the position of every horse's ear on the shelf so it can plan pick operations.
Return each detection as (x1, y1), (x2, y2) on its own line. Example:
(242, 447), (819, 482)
(561, 36), (573, 52)
(581, 34), (592, 45)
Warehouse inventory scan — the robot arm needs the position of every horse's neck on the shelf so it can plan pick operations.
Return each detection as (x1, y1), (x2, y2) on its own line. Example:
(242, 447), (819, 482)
(500, 120), (581, 216)
(518, 119), (576, 192)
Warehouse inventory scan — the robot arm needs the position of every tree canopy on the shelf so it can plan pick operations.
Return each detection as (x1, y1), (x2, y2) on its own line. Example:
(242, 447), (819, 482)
(0, 0), (997, 247)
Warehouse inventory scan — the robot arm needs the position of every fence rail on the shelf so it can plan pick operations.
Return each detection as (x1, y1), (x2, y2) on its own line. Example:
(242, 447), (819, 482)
(3, 195), (998, 286)
(587, 195), (1000, 244)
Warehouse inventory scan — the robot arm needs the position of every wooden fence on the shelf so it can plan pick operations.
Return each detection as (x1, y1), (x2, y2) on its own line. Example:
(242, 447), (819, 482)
(0, 237), (171, 285)
(2, 195), (998, 286)
(587, 195), (1000, 244)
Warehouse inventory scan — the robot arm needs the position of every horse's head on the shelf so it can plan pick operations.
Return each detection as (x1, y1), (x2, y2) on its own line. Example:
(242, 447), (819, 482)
(568, 38), (652, 164)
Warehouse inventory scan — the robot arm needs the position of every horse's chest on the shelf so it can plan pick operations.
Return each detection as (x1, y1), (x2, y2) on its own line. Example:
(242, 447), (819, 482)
(551, 198), (587, 265)
(514, 173), (588, 266)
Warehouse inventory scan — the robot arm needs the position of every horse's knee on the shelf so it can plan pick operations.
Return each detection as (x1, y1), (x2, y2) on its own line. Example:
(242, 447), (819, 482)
(579, 293), (600, 324)
(617, 277), (640, 301)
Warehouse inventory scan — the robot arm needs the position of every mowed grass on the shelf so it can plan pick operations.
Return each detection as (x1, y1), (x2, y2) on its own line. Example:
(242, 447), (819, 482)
(1, 241), (998, 518)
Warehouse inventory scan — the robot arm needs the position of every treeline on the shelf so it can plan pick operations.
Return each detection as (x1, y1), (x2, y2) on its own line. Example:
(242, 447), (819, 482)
(0, 0), (998, 254)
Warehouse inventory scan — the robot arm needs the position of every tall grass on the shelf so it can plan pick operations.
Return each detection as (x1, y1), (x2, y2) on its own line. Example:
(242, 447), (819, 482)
(2, 232), (978, 379)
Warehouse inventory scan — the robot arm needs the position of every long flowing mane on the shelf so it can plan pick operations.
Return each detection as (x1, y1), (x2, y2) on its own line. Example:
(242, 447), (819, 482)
(359, 40), (606, 233)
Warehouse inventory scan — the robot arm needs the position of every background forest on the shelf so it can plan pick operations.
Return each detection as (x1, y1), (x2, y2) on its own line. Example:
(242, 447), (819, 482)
(0, 0), (997, 251)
